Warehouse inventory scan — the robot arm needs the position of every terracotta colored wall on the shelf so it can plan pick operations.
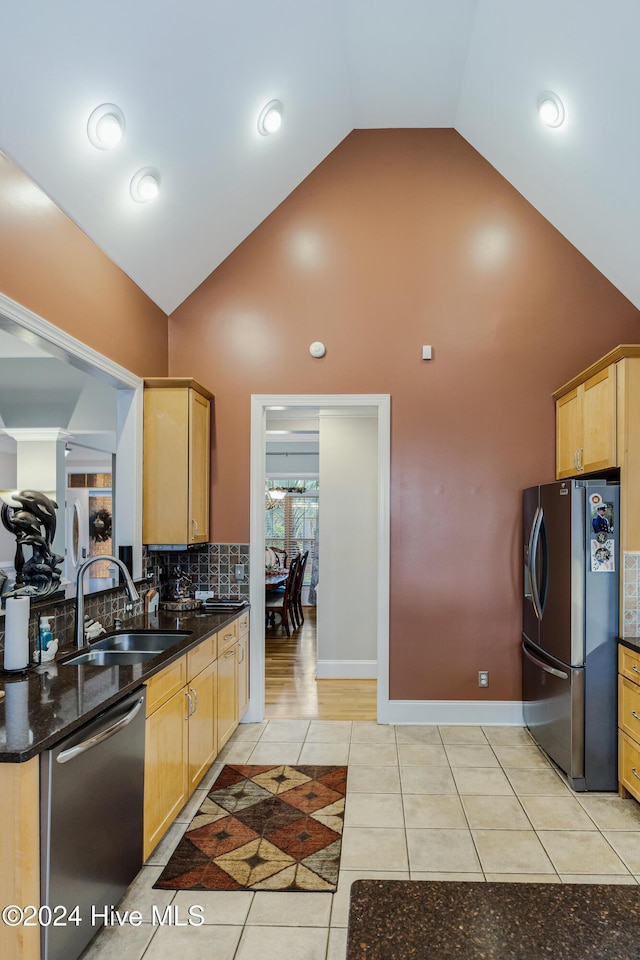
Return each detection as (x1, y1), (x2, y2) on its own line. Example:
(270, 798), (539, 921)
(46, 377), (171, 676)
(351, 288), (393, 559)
(0, 151), (168, 377)
(168, 129), (640, 702)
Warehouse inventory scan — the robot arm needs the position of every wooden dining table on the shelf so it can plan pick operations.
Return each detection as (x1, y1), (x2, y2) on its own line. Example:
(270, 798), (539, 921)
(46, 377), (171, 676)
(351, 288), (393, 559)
(265, 566), (289, 590)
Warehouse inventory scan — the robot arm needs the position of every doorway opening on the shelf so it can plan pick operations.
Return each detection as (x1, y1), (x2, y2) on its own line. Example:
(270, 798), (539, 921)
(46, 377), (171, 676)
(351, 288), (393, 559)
(248, 394), (390, 724)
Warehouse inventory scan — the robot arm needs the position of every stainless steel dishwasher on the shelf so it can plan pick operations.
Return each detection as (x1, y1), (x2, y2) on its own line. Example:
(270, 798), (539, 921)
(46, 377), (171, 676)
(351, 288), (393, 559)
(40, 687), (146, 960)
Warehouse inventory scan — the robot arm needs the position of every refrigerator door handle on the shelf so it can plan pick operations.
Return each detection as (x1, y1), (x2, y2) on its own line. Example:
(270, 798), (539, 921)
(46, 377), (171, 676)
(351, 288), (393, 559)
(522, 642), (569, 680)
(528, 506), (544, 621)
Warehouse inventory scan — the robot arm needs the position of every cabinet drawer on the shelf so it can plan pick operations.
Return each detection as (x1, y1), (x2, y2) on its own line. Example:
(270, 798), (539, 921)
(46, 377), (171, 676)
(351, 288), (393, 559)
(237, 611), (249, 638)
(619, 729), (640, 803)
(187, 633), (217, 680)
(145, 656), (187, 715)
(619, 675), (640, 744)
(619, 645), (640, 685)
(218, 619), (238, 655)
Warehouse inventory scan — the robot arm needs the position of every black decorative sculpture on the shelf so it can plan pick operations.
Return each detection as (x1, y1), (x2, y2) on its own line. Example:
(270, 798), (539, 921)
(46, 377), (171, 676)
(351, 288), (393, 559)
(1, 490), (64, 600)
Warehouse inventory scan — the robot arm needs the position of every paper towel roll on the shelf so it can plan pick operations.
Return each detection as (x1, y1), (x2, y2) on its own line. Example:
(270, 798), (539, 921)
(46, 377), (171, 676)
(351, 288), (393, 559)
(5, 677), (31, 751)
(4, 596), (31, 671)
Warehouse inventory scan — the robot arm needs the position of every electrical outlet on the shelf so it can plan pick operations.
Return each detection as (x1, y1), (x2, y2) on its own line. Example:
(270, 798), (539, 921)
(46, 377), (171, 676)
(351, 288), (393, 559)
(478, 670), (489, 688)
(234, 564), (245, 581)
(195, 590), (213, 601)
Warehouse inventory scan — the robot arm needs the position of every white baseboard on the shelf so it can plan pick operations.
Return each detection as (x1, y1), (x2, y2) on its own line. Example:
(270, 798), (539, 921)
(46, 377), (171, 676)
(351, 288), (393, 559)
(316, 660), (378, 679)
(378, 699), (525, 726)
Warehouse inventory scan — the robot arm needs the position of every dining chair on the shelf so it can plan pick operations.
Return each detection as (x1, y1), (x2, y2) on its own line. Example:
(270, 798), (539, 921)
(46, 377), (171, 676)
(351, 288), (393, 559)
(291, 549), (309, 628)
(265, 553), (300, 637)
(270, 546), (287, 568)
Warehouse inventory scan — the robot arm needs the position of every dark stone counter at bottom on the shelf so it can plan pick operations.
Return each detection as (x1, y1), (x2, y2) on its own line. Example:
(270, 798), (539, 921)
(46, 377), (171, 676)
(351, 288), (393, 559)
(619, 636), (640, 655)
(347, 880), (640, 960)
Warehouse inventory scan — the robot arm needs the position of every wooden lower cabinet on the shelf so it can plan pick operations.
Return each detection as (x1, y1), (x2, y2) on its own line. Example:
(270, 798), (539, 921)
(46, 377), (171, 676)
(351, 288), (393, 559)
(237, 631), (249, 721)
(618, 644), (640, 803)
(188, 658), (218, 792)
(0, 758), (40, 960)
(144, 640), (218, 860)
(143, 683), (189, 861)
(217, 644), (238, 750)
(144, 614), (249, 859)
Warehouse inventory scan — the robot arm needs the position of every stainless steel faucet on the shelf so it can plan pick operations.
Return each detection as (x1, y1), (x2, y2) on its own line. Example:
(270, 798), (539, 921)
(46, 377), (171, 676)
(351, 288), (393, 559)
(75, 555), (140, 648)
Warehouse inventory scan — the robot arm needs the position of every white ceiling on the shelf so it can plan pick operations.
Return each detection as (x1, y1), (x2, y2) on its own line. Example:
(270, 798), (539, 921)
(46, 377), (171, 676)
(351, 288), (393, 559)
(0, 0), (638, 314)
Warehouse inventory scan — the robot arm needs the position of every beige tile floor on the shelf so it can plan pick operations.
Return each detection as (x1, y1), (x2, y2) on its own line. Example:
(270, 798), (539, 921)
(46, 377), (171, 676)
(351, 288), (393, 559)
(81, 721), (640, 960)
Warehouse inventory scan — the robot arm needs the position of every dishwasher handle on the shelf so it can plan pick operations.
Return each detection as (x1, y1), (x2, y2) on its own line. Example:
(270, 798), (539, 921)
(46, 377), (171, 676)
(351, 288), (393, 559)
(56, 694), (145, 764)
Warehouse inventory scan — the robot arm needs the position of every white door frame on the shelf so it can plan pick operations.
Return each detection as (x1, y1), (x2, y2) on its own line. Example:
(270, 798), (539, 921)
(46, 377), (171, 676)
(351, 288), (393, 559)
(247, 394), (391, 723)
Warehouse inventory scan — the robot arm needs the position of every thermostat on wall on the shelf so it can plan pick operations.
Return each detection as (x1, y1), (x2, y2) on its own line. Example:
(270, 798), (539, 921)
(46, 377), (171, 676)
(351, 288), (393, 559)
(309, 341), (326, 358)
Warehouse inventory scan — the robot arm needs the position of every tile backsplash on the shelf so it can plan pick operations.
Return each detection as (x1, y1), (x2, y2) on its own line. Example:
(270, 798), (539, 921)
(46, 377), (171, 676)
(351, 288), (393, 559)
(0, 542), (250, 658)
(147, 543), (250, 601)
(622, 552), (640, 638)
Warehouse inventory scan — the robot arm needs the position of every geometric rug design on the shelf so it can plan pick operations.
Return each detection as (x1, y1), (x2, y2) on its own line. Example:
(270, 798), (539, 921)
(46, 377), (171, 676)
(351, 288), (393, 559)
(153, 764), (347, 892)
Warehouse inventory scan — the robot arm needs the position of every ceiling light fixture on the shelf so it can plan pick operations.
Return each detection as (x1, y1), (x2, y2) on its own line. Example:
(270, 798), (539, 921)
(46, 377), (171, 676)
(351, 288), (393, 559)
(257, 99), (283, 136)
(130, 167), (160, 203)
(87, 103), (125, 150)
(538, 91), (565, 128)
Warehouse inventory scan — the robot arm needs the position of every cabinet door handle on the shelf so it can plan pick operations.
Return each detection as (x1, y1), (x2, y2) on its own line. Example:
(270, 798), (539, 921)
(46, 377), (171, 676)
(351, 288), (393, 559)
(238, 645), (245, 663)
(632, 665), (640, 675)
(224, 649), (235, 659)
(574, 450), (578, 469)
(632, 768), (640, 781)
(632, 711), (640, 722)
(191, 518), (199, 540)
(578, 448), (583, 471)
(223, 632), (234, 641)
(191, 686), (199, 713)
(185, 689), (193, 719)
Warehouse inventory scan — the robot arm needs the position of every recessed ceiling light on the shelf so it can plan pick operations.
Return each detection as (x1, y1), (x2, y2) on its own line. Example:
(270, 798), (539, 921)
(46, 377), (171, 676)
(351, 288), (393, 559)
(87, 103), (125, 150)
(130, 167), (160, 203)
(538, 91), (565, 128)
(257, 100), (283, 136)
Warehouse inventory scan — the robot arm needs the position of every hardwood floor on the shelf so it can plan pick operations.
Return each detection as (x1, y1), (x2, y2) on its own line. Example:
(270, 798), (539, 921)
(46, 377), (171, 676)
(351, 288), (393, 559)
(264, 606), (377, 720)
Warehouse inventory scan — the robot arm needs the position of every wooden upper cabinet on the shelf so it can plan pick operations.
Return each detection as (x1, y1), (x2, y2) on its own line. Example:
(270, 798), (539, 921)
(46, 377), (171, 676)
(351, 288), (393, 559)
(556, 387), (582, 479)
(581, 366), (617, 473)
(555, 361), (618, 478)
(143, 378), (213, 544)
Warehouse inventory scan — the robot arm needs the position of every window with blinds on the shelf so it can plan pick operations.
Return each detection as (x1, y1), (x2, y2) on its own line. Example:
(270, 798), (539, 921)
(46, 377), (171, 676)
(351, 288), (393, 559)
(265, 478), (318, 582)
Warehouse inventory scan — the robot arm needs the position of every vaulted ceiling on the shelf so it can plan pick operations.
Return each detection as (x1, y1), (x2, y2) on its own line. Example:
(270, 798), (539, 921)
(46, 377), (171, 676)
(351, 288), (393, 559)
(0, 1), (638, 314)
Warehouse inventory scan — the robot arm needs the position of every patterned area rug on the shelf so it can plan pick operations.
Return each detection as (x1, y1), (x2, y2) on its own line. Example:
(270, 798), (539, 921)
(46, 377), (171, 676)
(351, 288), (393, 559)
(153, 764), (347, 892)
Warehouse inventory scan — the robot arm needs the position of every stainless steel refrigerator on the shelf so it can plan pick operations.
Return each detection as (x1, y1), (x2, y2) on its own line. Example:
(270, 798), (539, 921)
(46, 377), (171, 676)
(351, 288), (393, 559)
(522, 478), (619, 791)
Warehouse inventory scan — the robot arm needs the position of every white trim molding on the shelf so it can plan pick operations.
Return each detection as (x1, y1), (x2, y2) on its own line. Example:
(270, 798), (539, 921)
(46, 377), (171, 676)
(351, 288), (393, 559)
(0, 292), (141, 389)
(248, 393), (391, 724)
(0, 292), (144, 577)
(316, 660), (378, 680)
(380, 699), (525, 726)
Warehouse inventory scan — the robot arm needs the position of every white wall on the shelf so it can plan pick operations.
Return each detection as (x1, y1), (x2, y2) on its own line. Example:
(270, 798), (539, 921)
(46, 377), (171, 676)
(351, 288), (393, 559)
(316, 412), (378, 678)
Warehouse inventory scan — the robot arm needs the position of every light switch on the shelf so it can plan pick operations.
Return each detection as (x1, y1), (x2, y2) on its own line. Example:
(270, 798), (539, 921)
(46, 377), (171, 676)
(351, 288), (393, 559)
(422, 345), (433, 360)
(234, 564), (245, 581)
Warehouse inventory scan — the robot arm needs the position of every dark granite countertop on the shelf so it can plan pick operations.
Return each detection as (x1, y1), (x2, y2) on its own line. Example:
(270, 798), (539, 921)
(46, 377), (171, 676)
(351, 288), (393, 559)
(619, 636), (640, 654)
(0, 607), (248, 763)
(347, 880), (640, 960)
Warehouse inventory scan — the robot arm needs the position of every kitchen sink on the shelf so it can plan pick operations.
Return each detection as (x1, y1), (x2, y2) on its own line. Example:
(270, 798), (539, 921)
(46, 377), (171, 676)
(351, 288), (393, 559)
(92, 631), (192, 653)
(62, 630), (192, 666)
(63, 649), (160, 666)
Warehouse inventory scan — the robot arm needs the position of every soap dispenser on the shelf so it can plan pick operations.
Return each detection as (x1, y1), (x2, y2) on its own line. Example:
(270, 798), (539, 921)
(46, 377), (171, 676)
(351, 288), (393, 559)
(38, 616), (53, 654)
